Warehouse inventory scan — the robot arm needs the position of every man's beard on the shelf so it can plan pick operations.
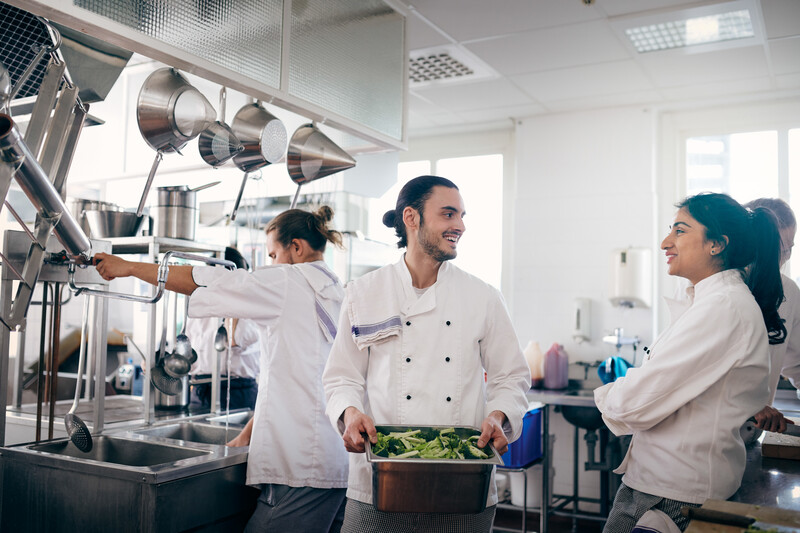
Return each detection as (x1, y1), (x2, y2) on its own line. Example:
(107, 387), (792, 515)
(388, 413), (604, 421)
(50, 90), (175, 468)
(418, 221), (456, 262)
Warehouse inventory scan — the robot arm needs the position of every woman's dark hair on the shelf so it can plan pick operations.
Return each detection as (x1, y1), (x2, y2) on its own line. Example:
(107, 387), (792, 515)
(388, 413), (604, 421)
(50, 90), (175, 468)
(382, 175), (459, 248)
(265, 206), (343, 252)
(678, 192), (786, 344)
(224, 246), (250, 271)
(744, 198), (796, 231)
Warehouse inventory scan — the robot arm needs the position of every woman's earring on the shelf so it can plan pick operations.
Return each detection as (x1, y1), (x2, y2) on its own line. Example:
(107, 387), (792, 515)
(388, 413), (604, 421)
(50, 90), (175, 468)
(711, 249), (716, 255)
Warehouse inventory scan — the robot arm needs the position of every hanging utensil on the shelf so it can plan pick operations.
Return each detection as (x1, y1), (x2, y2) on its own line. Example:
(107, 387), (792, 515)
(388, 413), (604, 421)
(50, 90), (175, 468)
(174, 294), (195, 363)
(214, 319), (228, 353)
(229, 101), (286, 221)
(64, 295), (92, 452)
(286, 123), (356, 208)
(198, 87), (243, 168)
(150, 290), (181, 396)
(0, 62), (11, 113)
(135, 68), (216, 216)
(151, 182), (218, 241)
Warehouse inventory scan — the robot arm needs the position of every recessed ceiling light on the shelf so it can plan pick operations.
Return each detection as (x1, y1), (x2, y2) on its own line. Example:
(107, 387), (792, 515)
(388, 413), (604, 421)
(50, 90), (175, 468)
(611, 0), (762, 55)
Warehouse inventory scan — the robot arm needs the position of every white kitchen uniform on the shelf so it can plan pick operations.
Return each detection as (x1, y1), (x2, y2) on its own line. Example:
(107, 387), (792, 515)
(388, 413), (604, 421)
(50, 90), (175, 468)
(769, 274), (800, 397)
(190, 261), (349, 489)
(322, 257), (531, 506)
(188, 316), (260, 379)
(595, 269), (770, 504)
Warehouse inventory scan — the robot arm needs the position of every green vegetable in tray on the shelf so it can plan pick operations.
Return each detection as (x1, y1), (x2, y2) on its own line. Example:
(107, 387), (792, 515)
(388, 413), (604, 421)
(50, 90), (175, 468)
(371, 428), (494, 459)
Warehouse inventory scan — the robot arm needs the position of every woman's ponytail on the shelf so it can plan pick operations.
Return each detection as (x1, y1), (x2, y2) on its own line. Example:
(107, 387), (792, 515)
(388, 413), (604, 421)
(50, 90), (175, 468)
(746, 206), (786, 344)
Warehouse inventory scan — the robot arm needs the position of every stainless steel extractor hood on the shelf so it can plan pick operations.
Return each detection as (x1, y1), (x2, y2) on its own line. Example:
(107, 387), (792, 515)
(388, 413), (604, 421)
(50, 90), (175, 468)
(0, 2), (132, 116)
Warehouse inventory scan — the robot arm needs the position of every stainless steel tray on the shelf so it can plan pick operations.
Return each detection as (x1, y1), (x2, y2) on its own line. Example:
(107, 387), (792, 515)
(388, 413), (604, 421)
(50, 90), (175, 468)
(366, 425), (502, 513)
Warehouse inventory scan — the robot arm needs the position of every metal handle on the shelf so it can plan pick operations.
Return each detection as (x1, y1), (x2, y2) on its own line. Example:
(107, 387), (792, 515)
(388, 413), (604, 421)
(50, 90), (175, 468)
(230, 172), (250, 222)
(136, 150), (163, 216)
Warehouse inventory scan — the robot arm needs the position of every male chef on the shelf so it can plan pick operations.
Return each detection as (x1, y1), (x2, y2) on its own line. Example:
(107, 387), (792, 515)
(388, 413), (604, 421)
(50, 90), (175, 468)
(322, 175), (531, 532)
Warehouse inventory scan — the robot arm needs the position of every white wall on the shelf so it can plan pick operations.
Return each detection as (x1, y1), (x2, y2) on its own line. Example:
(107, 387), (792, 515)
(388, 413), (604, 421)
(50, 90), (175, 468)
(511, 106), (658, 505)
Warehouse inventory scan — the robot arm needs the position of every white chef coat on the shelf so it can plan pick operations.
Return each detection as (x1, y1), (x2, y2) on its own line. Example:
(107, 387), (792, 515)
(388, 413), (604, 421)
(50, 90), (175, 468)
(769, 274), (800, 397)
(187, 316), (260, 379)
(595, 269), (770, 504)
(322, 257), (531, 506)
(190, 262), (349, 489)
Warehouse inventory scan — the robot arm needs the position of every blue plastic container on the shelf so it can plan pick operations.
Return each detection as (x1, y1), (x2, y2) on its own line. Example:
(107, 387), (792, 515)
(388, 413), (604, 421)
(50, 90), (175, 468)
(500, 408), (542, 468)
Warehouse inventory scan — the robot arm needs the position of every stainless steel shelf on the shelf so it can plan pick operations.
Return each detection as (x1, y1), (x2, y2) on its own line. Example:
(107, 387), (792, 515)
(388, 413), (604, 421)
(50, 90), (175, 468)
(106, 236), (225, 256)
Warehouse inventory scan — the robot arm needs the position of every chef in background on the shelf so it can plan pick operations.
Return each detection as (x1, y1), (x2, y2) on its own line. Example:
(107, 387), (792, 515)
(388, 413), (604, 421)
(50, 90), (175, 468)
(94, 206), (349, 533)
(188, 246), (261, 411)
(595, 192), (786, 533)
(744, 198), (800, 433)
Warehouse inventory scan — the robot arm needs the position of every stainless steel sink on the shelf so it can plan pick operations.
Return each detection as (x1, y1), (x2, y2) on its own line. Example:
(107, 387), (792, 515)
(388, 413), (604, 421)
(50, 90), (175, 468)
(29, 435), (209, 466)
(560, 389), (605, 430)
(133, 422), (244, 446)
(205, 410), (253, 426)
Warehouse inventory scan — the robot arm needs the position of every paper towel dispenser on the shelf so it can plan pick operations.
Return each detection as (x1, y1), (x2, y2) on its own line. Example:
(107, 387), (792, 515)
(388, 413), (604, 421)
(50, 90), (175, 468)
(609, 247), (652, 308)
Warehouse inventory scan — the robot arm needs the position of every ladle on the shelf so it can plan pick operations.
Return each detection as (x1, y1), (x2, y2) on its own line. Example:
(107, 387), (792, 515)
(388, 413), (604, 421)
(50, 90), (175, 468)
(64, 296), (92, 452)
(198, 87), (243, 168)
(163, 352), (191, 378)
(174, 294), (195, 363)
(150, 291), (181, 395)
(214, 319), (228, 352)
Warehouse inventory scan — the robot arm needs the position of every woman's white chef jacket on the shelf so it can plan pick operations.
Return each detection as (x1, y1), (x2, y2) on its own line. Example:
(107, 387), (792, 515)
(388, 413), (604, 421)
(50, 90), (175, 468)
(322, 258), (531, 506)
(187, 316), (261, 379)
(769, 274), (800, 398)
(595, 269), (770, 504)
(190, 262), (349, 489)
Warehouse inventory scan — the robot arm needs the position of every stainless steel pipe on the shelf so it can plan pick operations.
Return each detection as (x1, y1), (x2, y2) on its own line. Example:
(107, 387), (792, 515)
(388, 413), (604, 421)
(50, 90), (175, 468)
(0, 113), (91, 262)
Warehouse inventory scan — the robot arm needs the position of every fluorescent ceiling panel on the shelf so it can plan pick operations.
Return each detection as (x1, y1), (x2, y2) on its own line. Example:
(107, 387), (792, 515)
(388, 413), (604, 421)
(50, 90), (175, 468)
(612, 0), (763, 55)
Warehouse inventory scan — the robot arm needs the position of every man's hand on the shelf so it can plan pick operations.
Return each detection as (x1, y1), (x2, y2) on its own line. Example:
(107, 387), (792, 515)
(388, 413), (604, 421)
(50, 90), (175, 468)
(341, 406), (376, 453)
(478, 410), (509, 455)
(754, 405), (790, 433)
(226, 417), (253, 447)
(94, 253), (133, 281)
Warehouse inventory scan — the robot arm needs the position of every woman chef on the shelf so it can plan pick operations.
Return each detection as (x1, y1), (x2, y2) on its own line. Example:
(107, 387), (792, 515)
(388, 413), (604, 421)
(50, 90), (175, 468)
(95, 206), (349, 533)
(595, 192), (786, 533)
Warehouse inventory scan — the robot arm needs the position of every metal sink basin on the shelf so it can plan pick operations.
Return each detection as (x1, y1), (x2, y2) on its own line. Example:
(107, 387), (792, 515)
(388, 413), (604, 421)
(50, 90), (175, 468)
(29, 435), (209, 467)
(205, 410), (253, 426)
(560, 390), (605, 430)
(133, 422), (244, 446)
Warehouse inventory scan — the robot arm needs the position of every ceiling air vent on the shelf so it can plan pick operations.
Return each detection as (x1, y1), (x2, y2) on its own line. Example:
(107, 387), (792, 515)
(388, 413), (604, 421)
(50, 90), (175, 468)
(408, 44), (496, 88)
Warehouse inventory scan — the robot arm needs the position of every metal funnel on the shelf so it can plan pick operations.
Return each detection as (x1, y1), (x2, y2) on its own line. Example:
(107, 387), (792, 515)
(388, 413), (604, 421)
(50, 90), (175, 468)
(287, 124), (356, 185)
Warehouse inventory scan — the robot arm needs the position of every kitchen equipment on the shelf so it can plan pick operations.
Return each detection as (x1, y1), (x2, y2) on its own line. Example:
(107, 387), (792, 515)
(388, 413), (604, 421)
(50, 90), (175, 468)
(135, 67), (216, 216)
(150, 291), (181, 396)
(174, 295), (195, 363)
(214, 320), (228, 353)
(197, 87), (243, 168)
(286, 123), (356, 208)
(0, 62), (11, 112)
(69, 198), (122, 235)
(163, 352), (191, 379)
(64, 296), (92, 452)
(366, 425), (502, 513)
(229, 101), (287, 221)
(682, 506), (800, 532)
(151, 181), (218, 240)
(83, 209), (146, 238)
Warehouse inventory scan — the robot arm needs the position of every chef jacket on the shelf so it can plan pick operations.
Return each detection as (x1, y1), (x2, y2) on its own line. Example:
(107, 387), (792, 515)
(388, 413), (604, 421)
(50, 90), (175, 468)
(190, 262), (349, 489)
(187, 316), (260, 379)
(322, 257), (531, 506)
(769, 274), (800, 398)
(595, 269), (770, 504)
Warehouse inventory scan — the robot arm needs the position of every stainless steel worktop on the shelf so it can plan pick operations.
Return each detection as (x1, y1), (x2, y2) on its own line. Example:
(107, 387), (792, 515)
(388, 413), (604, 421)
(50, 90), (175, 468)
(526, 379), (602, 407)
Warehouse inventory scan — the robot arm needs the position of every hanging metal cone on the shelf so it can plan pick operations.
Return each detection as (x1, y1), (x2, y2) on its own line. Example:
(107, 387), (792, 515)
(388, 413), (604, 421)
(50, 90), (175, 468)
(287, 123), (356, 185)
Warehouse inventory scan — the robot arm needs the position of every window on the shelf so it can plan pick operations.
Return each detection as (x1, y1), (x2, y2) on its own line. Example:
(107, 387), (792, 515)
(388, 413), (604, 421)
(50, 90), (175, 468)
(685, 127), (800, 278)
(368, 154), (504, 288)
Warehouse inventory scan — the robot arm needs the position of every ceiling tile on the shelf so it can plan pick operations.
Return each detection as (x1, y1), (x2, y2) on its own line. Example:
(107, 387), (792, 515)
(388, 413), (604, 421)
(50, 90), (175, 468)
(511, 60), (654, 102)
(406, 12), (449, 50)
(412, 77), (535, 111)
(636, 46), (770, 87)
(775, 73), (800, 90)
(660, 77), (773, 101)
(597, 0), (712, 17)
(405, 0), (601, 42)
(768, 37), (800, 75)
(461, 103), (548, 124)
(465, 21), (631, 76)
(542, 90), (664, 112)
(761, 0), (800, 39)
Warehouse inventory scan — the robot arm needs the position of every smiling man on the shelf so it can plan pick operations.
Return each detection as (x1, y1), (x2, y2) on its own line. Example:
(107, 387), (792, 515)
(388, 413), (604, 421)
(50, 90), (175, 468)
(322, 175), (531, 533)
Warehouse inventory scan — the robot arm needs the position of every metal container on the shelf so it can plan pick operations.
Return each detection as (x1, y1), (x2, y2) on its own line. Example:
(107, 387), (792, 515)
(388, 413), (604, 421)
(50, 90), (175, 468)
(69, 198), (122, 236)
(154, 374), (189, 409)
(152, 185), (197, 240)
(84, 210), (146, 238)
(366, 425), (503, 513)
